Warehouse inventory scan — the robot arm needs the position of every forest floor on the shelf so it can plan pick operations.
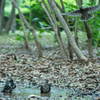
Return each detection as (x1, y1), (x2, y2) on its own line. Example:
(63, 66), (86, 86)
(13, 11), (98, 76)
(0, 33), (100, 100)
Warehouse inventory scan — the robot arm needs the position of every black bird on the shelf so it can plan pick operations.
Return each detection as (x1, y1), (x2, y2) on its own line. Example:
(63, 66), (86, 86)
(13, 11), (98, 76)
(40, 79), (51, 93)
(2, 78), (16, 93)
(61, 3), (100, 21)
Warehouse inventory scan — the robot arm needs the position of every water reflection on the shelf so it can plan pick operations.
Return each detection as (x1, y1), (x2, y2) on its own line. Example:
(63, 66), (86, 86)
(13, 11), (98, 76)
(0, 83), (98, 100)
(41, 93), (50, 97)
(0, 83), (67, 99)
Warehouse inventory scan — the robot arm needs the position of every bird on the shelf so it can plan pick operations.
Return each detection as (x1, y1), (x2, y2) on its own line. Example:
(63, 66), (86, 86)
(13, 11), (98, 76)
(40, 79), (51, 93)
(2, 78), (16, 93)
(61, 4), (100, 21)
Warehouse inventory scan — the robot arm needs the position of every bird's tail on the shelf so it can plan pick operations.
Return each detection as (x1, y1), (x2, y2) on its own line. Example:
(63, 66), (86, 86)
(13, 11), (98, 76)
(80, 14), (94, 21)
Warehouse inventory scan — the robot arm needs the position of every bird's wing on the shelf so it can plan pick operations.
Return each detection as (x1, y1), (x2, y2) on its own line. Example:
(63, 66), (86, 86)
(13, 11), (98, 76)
(3, 84), (11, 91)
(49, 84), (51, 91)
(40, 85), (44, 93)
(12, 83), (16, 89)
(61, 9), (81, 16)
(83, 5), (100, 13)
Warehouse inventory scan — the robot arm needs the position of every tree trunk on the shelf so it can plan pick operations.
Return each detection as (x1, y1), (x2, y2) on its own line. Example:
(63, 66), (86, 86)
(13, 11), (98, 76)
(57, 25), (68, 55)
(75, 0), (82, 47)
(39, 0), (67, 59)
(54, 26), (67, 60)
(74, 18), (79, 46)
(4, 3), (15, 34)
(11, 14), (16, 33)
(0, 0), (5, 34)
(55, 0), (73, 61)
(10, 0), (42, 57)
(19, 12), (31, 50)
(99, 0), (100, 3)
(76, 0), (93, 58)
(60, 0), (73, 61)
(68, 41), (73, 61)
(48, 0), (88, 63)
(84, 21), (92, 58)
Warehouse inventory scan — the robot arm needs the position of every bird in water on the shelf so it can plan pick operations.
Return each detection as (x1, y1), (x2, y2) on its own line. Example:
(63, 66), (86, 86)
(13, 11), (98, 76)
(61, 3), (100, 21)
(40, 79), (51, 93)
(2, 78), (16, 93)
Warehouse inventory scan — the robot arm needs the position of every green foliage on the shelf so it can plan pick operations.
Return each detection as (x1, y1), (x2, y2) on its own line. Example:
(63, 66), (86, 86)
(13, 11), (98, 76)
(14, 77), (20, 79)
(14, 32), (34, 42)
(88, 11), (100, 46)
(82, 2), (100, 47)
(64, 2), (78, 12)
(37, 21), (53, 39)
(6, 0), (100, 48)
(14, 34), (24, 41)
(63, 0), (100, 48)
(5, 0), (12, 17)
(15, 18), (22, 30)
(32, 18), (39, 21)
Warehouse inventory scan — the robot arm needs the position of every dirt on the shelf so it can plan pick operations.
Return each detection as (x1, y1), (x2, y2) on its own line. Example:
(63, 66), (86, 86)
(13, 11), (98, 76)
(0, 44), (100, 100)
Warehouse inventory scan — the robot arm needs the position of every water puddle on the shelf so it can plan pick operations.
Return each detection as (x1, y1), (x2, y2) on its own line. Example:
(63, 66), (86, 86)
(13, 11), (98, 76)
(0, 82), (99, 100)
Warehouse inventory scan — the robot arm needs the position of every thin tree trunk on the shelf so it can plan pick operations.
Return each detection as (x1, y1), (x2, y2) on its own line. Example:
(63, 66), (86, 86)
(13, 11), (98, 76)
(57, 25), (68, 55)
(74, 18), (79, 46)
(11, 14), (16, 33)
(59, 0), (73, 61)
(75, 0), (82, 47)
(0, 0), (5, 34)
(84, 21), (92, 58)
(10, 0), (42, 57)
(39, 0), (67, 59)
(4, 3), (15, 34)
(55, 0), (73, 60)
(48, 0), (88, 63)
(76, 0), (93, 58)
(19, 12), (31, 50)
(68, 41), (73, 61)
(99, 0), (100, 3)
(53, 25), (67, 59)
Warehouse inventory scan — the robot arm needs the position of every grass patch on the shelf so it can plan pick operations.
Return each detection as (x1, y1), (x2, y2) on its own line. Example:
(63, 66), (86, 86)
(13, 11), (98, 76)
(0, 30), (87, 47)
(0, 35), (12, 44)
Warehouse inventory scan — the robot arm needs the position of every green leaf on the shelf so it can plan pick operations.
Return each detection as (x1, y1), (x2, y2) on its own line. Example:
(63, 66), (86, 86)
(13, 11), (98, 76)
(32, 18), (39, 21)
(38, 34), (42, 38)
(25, 5), (31, 8)
(39, 21), (44, 27)
(63, 2), (68, 6)
(40, 29), (45, 33)
(69, 4), (78, 9)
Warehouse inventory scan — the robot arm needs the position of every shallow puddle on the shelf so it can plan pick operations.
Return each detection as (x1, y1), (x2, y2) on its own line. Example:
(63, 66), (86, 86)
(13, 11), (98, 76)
(0, 83), (68, 99)
(0, 82), (99, 100)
